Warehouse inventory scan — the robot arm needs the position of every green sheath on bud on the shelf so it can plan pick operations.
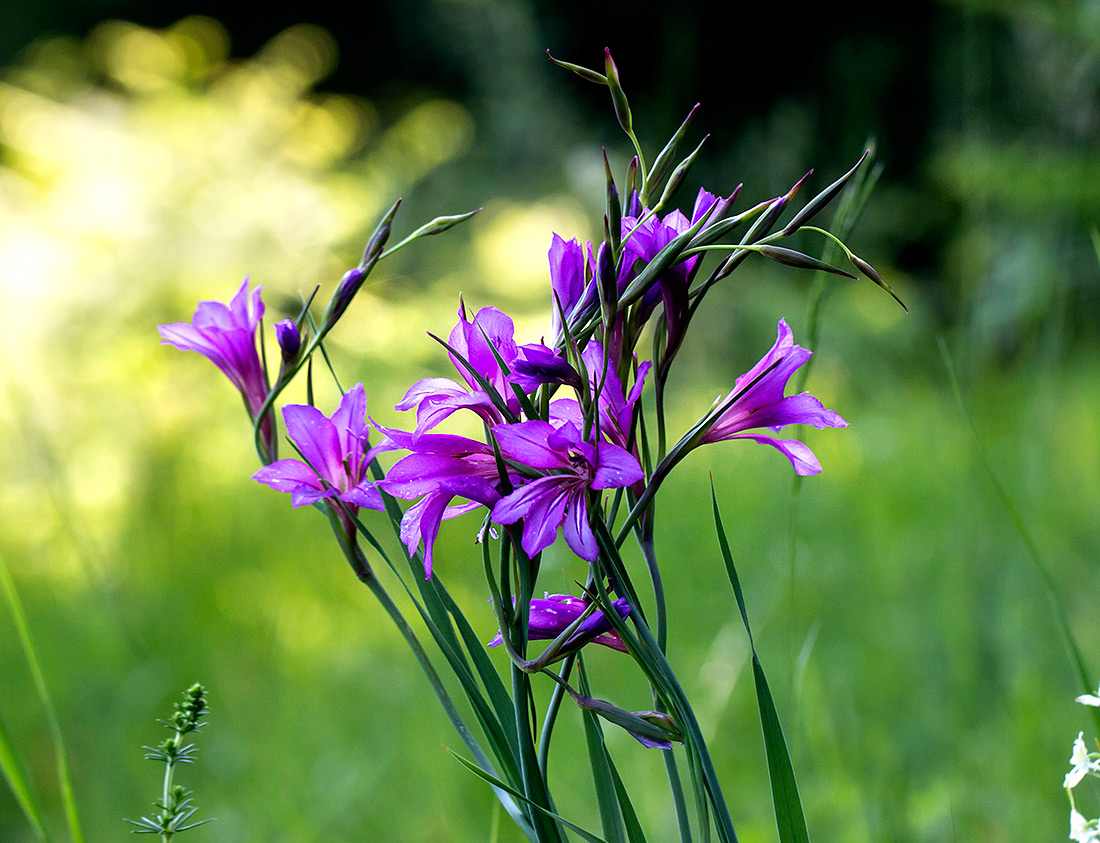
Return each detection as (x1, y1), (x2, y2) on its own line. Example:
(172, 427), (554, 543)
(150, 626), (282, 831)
(646, 103), (700, 206)
(604, 49), (633, 135)
(546, 50), (608, 85)
(656, 134), (709, 212)
(850, 253), (907, 312)
(361, 197), (401, 266)
(604, 149), (621, 255)
(755, 245), (857, 278)
(781, 149), (870, 236)
(625, 156), (639, 208)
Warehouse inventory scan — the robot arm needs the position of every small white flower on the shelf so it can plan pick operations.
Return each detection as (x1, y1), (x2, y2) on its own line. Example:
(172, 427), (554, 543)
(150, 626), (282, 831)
(1066, 733), (1100, 789)
(1070, 809), (1100, 843)
(1077, 684), (1100, 707)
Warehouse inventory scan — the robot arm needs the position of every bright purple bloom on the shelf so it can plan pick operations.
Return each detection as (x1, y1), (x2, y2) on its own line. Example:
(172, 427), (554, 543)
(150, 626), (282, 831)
(158, 278), (270, 417)
(375, 426), (507, 578)
(397, 303), (521, 434)
(548, 234), (597, 337)
(510, 343), (582, 391)
(699, 319), (847, 475)
(252, 383), (385, 512)
(488, 594), (632, 653)
(550, 341), (650, 452)
(492, 420), (643, 561)
(621, 188), (734, 350)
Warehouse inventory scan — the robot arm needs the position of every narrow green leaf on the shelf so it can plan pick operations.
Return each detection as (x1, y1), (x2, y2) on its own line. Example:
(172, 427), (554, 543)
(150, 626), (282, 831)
(435, 581), (522, 759)
(939, 338), (1100, 734)
(711, 490), (809, 843)
(607, 754), (650, 843)
(0, 553), (83, 843)
(582, 707), (628, 843)
(449, 749), (612, 843)
(0, 713), (48, 840)
(751, 656), (809, 843)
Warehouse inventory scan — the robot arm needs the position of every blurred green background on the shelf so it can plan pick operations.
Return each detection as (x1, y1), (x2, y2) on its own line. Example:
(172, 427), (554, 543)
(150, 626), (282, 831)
(2, 0), (1100, 840)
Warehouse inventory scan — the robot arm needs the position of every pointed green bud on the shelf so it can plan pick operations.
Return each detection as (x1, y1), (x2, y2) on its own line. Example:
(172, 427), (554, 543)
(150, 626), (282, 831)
(546, 50), (608, 84)
(656, 134), (709, 211)
(604, 48), (632, 134)
(625, 155), (639, 213)
(604, 149), (621, 254)
(850, 253), (908, 312)
(647, 103), (700, 204)
(755, 245), (857, 278)
(407, 207), (482, 239)
(361, 198), (401, 266)
(781, 149), (870, 236)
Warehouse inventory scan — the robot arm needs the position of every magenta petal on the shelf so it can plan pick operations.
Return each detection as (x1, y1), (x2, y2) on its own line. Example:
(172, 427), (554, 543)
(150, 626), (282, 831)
(630, 733), (673, 750)
(493, 421), (570, 470)
(493, 477), (571, 557)
(282, 404), (343, 484)
(400, 493), (452, 578)
(396, 377), (466, 411)
(591, 442), (644, 490)
(561, 493), (598, 561)
(253, 459), (322, 495)
(331, 383), (369, 448)
(729, 433), (823, 476)
(341, 481), (383, 511)
(290, 486), (334, 508)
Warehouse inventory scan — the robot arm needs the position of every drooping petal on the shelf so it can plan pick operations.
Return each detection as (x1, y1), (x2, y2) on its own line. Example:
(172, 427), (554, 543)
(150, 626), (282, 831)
(493, 476), (573, 558)
(252, 459), (325, 503)
(725, 433), (823, 476)
(561, 491), (598, 561)
(395, 377), (466, 411)
(399, 493), (452, 578)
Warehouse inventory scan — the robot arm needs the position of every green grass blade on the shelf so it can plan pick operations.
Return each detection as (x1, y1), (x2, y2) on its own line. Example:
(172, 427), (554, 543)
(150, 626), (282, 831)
(435, 581), (522, 760)
(606, 753), (649, 843)
(0, 712), (48, 840)
(448, 748), (612, 843)
(579, 659), (628, 843)
(0, 552), (84, 843)
(938, 337), (1100, 733)
(712, 490), (810, 843)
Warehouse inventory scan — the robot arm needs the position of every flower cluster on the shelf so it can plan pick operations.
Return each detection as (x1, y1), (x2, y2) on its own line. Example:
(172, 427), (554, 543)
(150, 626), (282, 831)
(158, 50), (888, 841)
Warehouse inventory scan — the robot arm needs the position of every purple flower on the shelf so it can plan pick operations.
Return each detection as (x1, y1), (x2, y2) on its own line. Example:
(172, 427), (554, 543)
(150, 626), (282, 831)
(158, 278), (275, 457)
(549, 341), (649, 452)
(396, 303), (521, 434)
(252, 383), (385, 513)
(621, 188), (734, 350)
(548, 234), (597, 337)
(492, 420), (644, 561)
(488, 593), (632, 653)
(375, 426), (507, 578)
(699, 319), (847, 475)
(510, 343), (582, 391)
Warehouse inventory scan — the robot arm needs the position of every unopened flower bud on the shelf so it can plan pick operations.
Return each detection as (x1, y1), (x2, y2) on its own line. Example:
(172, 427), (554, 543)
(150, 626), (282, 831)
(275, 318), (301, 365)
